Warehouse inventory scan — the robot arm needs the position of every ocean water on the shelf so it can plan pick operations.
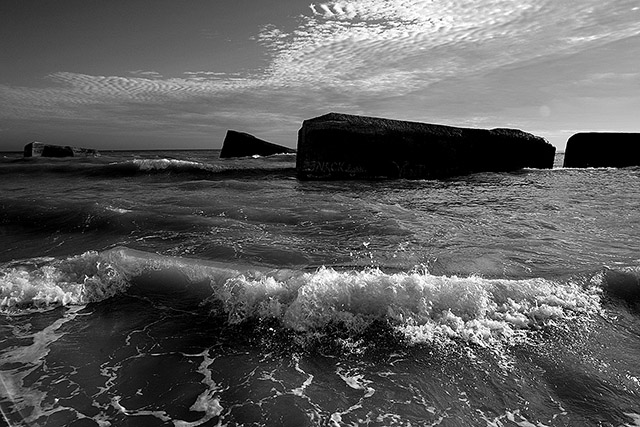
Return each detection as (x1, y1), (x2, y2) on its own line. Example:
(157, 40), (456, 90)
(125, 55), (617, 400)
(0, 149), (639, 426)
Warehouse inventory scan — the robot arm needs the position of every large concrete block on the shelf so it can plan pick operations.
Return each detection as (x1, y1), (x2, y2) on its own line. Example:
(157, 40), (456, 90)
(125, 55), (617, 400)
(296, 113), (555, 180)
(563, 133), (640, 168)
(220, 130), (295, 158)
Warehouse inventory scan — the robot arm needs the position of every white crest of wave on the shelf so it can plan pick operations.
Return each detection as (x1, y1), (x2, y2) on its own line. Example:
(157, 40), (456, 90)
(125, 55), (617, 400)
(1, 247), (604, 346)
(0, 251), (135, 313)
(132, 158), (206, 171)
(217, 267), (601, 346)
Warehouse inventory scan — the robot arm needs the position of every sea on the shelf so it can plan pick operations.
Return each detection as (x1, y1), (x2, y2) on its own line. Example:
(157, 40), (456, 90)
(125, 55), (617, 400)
(0, 149), (639, 427)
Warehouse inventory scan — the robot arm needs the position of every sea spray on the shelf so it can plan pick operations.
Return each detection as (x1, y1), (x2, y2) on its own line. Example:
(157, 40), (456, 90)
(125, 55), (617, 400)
(216, 266), (603, 347)
(0, 252), (129, 313)
(2, 150), (640, 426)
(1, 248), (604, 347)
(0, 247), (250, 313)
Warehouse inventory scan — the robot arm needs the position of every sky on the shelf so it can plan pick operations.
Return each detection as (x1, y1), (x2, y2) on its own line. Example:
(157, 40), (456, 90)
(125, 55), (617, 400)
(1, 0), (639, 151)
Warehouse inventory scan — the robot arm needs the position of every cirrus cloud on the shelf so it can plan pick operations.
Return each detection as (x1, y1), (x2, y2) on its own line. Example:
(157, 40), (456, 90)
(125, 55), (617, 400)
(1, 0), (639, 149)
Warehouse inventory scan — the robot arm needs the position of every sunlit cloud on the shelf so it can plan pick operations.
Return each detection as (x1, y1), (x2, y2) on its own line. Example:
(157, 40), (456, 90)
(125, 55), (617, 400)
(128, 70), (164, 79)
(257, 0), (640, 94)
(319, 4), (335, 17)
(1, 0), (639, 148)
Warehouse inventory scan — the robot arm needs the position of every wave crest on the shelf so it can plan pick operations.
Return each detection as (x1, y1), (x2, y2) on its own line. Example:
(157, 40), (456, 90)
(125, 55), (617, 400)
(0, 251), (132, 313)
(0, 248), (604, 347)
(131, 158), (215, 172)
(0, 156), (295, 180)
(217, 267), (602, 346)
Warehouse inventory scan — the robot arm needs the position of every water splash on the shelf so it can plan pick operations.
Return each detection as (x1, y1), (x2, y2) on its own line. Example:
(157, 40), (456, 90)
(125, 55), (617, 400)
(1, 248), (604, 348)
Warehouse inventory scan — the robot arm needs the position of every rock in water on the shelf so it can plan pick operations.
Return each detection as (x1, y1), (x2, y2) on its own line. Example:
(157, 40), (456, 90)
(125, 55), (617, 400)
(23, 141), (99, 157)
(296, 113), (555, 180)
(563, 133), (640, 168)
(220, 130), (296, 158)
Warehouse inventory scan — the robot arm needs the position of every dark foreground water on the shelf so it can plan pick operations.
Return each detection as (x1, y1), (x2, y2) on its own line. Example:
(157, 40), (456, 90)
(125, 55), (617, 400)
(1, 150), (639, 426)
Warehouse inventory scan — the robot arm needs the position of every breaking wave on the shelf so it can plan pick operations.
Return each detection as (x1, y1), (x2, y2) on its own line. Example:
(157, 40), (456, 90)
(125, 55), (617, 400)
(0, 247), (621, 347)
(0, 156), (296, 180)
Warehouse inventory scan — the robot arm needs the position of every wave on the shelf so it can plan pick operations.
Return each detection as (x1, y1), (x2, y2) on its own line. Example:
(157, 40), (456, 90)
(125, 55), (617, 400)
(0, 248), (243, 312)
(0, 156), (296, 180)
(0, 199), (166, 235)
(4, 155), (636, 183)
(597, 267), (640, 303)
(1, 247), (622, 348)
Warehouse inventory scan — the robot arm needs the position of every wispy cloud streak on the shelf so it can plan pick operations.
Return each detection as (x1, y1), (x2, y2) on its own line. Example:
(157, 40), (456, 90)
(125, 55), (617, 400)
(1, 0), (639, 147)
(258, 0), (640, 93)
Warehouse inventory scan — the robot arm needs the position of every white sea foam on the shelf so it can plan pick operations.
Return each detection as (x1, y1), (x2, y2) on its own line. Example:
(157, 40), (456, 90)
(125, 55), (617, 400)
(173, 350), (224, 427)
(217, 266), (602, 346)
(133, 158), (206, 171)
(0, 251), (132, 312)
(0, 307), (85, 425)
(0, 247), (245, 312)
(1, 248), (603, 347)
(130, 158), (224, 176)
(111, 396), (172, 422)
(104, 205), (133, 214)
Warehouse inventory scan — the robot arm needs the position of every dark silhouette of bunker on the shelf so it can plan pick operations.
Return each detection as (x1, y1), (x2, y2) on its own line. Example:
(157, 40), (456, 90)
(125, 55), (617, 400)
(296, 113), (555, 180)
(220, 130), (295, 158)
(24, 141), (99, 157)
(563, 133), (640, 168)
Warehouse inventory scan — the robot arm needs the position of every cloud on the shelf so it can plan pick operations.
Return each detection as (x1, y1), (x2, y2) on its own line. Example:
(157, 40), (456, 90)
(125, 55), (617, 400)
(320, 4), (335, 17)
(128, 70), (164, 79)
(5, 1), (639, 104)
(1, 0), (639, 148)
(257, 0), (640, 94)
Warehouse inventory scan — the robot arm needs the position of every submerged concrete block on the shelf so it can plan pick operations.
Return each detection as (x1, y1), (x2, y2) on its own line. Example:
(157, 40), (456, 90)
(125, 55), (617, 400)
(23, 141), (99, 157)
(220, 130), (295, 158)
(296, 113), (555, 180)
(563, 133), (640, 168)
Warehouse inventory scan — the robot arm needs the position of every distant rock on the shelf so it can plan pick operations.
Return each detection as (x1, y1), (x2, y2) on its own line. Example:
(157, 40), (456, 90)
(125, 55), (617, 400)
(24, 141), (99, 157)
(296, 113), (555, 180)
(220, 130), (296, 159)
(563, 132), (640, 168)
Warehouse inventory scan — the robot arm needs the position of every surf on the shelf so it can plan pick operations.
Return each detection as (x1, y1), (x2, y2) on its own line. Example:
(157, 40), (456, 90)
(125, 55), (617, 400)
(1, 247), (617, 348)
(0, 155), (297, 181)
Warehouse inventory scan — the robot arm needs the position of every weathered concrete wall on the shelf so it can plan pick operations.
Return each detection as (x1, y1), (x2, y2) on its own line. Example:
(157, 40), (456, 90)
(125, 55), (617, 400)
(296, 113), (555, 180)
(24, 141), (99, 157)
(563, 133), (640, 168)
(220, 130), (295, 158)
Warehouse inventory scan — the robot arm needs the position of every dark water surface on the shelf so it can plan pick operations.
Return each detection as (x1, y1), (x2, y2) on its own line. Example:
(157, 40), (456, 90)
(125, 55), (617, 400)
(1, 150), (639, 426)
